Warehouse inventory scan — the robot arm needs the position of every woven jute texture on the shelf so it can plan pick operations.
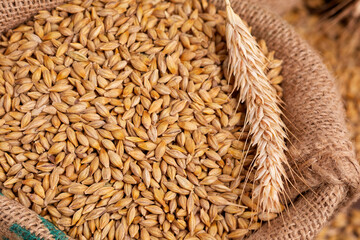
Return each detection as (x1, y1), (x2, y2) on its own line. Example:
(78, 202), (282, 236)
(0, 0), (67, 34)
(0, 0), (358, 239)
(0, 194), (69, 240)
(249, 0), (301, 15)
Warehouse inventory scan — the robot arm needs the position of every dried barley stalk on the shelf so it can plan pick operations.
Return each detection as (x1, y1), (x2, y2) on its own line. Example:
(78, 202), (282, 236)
(225, 0), (288, 213)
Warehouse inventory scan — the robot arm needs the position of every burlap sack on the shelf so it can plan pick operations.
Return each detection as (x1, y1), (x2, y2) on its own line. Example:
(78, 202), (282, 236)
(0, 192), (69, 240)
(0, 0), (359, 239)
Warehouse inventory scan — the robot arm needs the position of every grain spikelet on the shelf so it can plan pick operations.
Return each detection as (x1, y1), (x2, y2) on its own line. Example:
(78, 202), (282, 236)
(225, 0), (288, 213)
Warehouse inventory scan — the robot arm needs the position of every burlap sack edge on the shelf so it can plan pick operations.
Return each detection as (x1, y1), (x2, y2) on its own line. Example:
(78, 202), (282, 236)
(0, 0), (68, 34)
(0, 0), (358, 239)
(0, 193), (70, 240)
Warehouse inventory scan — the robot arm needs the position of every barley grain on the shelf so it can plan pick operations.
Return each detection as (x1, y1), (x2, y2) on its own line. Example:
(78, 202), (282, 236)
(0, 0), (285, 238)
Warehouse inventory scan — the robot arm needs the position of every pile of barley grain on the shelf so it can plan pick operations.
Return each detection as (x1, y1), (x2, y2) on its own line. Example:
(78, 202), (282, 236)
(0, 0), (284, 239)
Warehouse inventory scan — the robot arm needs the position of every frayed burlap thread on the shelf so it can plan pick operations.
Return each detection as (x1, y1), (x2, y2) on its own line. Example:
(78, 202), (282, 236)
(0, 0), (359, 240)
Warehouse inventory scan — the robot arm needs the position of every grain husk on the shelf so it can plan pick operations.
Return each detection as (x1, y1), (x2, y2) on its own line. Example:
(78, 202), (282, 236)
(0, 0), (359, 240)
(0, 0), (287, 239)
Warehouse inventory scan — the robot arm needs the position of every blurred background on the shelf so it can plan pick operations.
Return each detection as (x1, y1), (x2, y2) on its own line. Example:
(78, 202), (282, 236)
(285, 0), (360, 239)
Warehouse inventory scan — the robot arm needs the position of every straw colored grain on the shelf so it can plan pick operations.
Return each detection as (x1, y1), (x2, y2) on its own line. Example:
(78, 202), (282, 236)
(0, 0), (285, 238)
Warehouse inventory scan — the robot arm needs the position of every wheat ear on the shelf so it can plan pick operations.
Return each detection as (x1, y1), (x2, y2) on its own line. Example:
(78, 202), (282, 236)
(225, 0), (288, 213)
